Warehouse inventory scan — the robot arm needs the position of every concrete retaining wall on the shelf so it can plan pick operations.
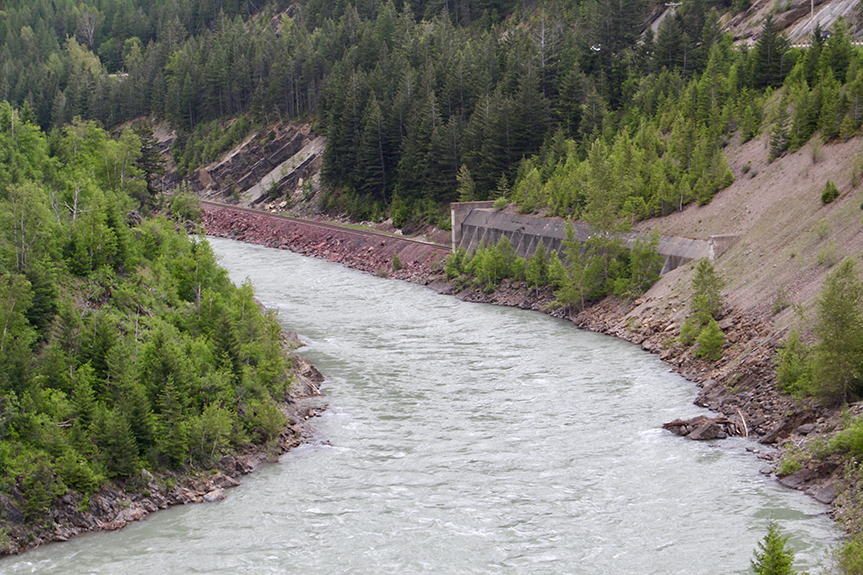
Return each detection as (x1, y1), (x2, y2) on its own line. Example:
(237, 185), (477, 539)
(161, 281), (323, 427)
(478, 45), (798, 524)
(452, 205), (737, 274)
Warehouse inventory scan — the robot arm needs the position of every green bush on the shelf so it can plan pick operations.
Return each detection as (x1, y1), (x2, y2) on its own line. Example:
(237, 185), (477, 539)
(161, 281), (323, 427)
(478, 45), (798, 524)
(392, 253), (402, 271)
(679, 310), (710, 346)
(390, 195), (409, 228)
(242, 399), (287, 446)
(822, 179), (840, 204)
(445, 248), (468, 281)
(694, 318), (724, 361)
(776, 454), (802, 476)
(838, 533), (863, 575)
(828, 416), (863, 457)
(691, 259), (724, 318)
(169, 188), (203, 223)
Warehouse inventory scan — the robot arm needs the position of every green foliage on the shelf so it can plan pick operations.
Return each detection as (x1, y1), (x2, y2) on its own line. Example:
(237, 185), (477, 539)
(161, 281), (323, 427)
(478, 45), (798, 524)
(817, 242), (840, 267)
(751, 522), (797, 575)
(776, 330), (814, 395)
(0, 110), (295, 524)
(18, 454), (67, 522)
(0, 0), (848, 229)
(526, 239), (549, 293)
(838, 533), (863, 575)
(187, 403), (234, 467)
(132, 121), (165, 207)
(169, 186), (203, 223)
(828, 415), (863, 457)
(776, 450), (803, 476)
(822, 179), (841, 204)
(813, 258), (863, 402)
(679, 259), (724, 357)
(445, 247), (468, 281)
(694, 318), (724, 361)
(450, 223), (661, 306)
(691, 259), (724, 318)
(456, 164), (476, 202)
(243, 399), (287, 446)
(680, 310), (710, 346)
(493, 196), (510, 210)
(623, 231), (663, 297)
(175, 117), (253, 175)
(392, 253), (402, 271)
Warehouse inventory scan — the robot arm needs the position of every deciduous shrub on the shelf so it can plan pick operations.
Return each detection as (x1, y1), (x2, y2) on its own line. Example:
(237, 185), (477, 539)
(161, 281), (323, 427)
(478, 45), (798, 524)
(776, 330), (813, 395)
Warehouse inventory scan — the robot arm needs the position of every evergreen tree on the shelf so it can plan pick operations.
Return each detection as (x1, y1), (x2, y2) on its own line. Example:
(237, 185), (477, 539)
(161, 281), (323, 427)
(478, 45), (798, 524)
(813, 258), (863, 403)
(750, 15), (790, 89)
(751, 522), (797, 575)
(526, 238), (548, 293)
(131, 121), (165, 208)
(691, 258), (723, 318)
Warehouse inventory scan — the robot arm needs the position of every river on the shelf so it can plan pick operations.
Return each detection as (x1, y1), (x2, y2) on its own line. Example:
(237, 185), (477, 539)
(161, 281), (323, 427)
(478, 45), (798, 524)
(1, 237), (837, 574)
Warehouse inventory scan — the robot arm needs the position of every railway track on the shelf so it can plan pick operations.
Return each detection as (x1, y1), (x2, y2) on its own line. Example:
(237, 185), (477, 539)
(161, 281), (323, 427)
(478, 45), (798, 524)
(201, 200), (452, 255)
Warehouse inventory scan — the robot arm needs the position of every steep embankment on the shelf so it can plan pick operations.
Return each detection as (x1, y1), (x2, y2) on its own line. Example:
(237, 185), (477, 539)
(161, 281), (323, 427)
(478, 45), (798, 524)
(619, 132), (863, 499)
(202, 202), (451, 281)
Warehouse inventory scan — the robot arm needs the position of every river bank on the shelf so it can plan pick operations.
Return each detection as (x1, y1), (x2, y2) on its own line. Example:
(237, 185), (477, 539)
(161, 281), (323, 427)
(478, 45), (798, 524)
(1, 349), (326, 556)
(201, 203), (843, 510)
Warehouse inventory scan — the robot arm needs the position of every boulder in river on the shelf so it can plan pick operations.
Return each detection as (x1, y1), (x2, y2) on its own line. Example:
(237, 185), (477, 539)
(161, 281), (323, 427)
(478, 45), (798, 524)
(663, 415), (738, 440)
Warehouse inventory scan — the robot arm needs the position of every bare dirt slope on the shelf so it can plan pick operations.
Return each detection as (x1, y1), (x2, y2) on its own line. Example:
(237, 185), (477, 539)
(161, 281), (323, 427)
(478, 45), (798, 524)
(635, 133), (863, 328)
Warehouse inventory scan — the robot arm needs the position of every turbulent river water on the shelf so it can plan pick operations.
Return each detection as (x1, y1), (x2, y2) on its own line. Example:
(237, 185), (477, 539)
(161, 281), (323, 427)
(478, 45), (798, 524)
(2, 237), (839, 574)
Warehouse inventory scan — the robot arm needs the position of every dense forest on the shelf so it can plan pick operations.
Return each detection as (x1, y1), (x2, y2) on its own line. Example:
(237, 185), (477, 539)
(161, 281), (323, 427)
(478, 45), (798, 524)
(3, 0), (862, 230)
(0, 104), (294, 533)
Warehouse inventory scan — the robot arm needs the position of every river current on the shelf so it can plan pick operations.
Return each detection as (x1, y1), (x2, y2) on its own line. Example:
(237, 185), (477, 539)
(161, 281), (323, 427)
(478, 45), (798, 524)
(2, 237), (838, 574)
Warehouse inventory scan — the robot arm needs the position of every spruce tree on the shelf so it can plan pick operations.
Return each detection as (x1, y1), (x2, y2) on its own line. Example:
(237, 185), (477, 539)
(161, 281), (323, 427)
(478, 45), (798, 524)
(132, 121), (165, 208)
(751, 522), (797, 575)
(691, 258), (723, 318)
(751, 15), (790, 89)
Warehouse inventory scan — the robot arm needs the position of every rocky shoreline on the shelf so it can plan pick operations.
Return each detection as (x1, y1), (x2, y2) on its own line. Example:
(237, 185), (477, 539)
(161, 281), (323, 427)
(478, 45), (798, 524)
(201, 203), (843, 509)
(1, 352), (326, 556)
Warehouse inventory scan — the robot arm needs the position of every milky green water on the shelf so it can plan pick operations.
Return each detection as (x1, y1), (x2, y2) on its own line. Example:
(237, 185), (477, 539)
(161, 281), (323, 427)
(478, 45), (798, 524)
(0, 237), (837, 574)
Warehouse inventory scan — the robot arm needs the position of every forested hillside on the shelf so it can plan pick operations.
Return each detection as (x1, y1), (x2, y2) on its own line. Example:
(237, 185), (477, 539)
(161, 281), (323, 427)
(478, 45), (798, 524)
(0, 105), (296, 546)
(3, 0), (861, 230)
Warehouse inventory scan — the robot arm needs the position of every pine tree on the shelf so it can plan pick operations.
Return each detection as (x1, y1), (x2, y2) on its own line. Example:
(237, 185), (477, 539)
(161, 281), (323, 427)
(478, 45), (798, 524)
(691, 258), (724, 319)
(132, 121), (165, 208)
(751, 15), (790, 89)
(751, 522), (797, 575)
(457, 165), (476, 202)
(769, 104), (790, 161)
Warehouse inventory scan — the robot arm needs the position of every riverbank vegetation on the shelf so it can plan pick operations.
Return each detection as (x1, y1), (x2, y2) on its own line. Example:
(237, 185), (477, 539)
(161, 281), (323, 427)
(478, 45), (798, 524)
(0, 106), (294, 542)
(445, 224), (662, 306)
